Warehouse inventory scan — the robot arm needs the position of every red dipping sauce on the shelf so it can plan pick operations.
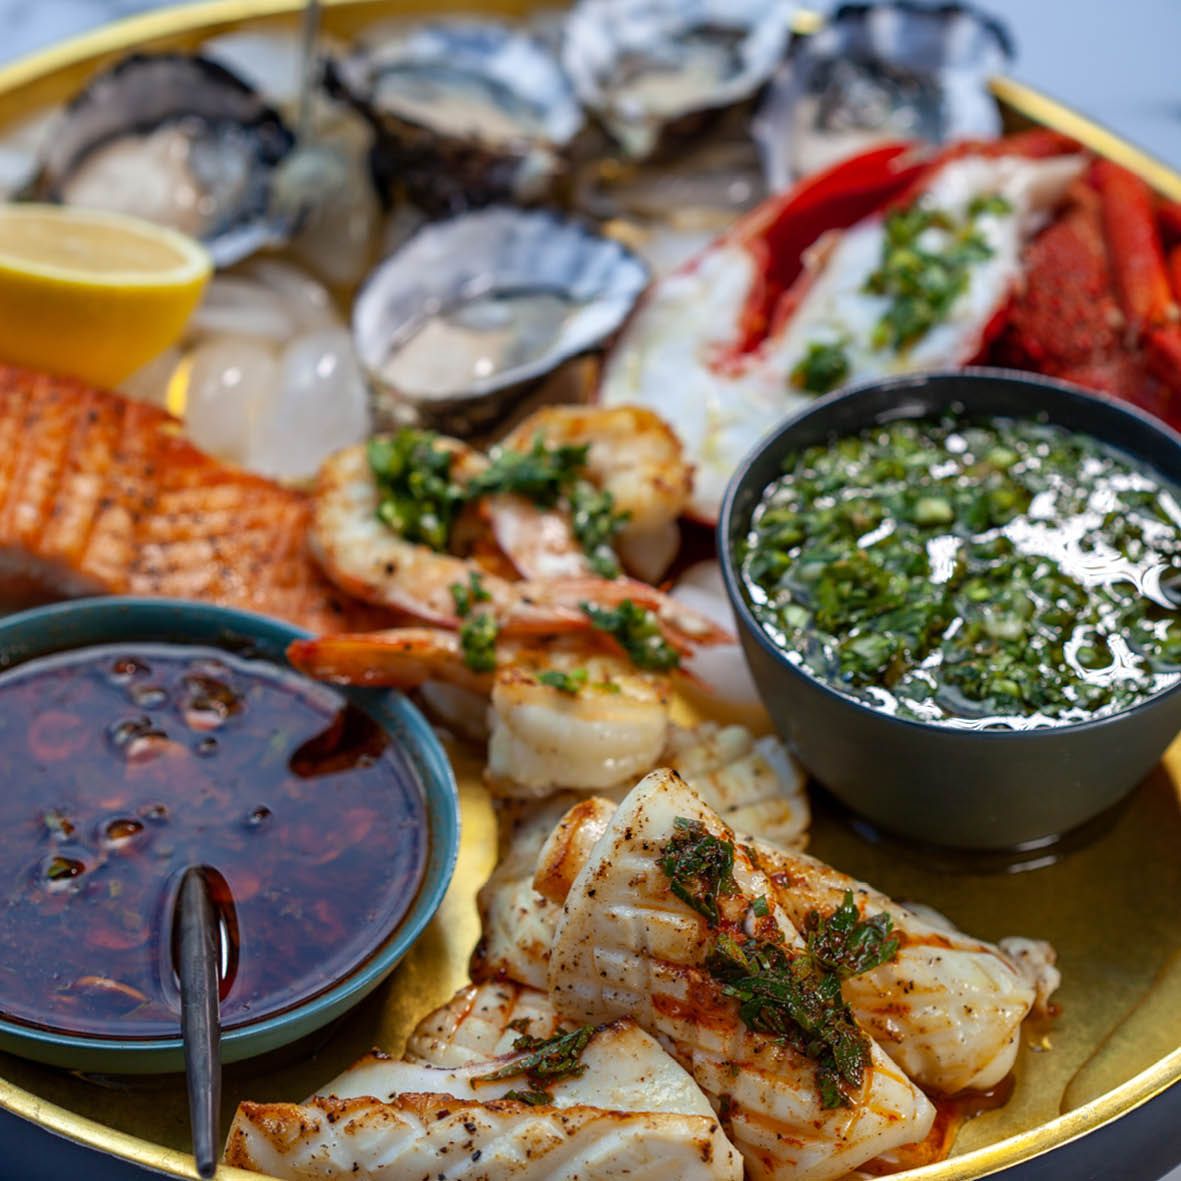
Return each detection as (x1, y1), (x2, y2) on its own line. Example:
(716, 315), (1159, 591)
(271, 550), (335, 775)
(0, 643), (428, 1039)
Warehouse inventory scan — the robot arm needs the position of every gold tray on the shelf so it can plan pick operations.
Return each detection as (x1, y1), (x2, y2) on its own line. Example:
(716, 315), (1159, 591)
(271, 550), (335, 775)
(0, 4), (1178, 1179)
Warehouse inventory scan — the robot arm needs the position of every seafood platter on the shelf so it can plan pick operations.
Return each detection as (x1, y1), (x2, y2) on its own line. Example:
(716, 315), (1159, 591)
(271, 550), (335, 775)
(0, 1), (1176, 1179)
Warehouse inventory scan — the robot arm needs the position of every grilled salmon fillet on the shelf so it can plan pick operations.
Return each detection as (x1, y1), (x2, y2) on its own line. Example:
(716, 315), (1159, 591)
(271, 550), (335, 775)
(0, 366), (387, 633)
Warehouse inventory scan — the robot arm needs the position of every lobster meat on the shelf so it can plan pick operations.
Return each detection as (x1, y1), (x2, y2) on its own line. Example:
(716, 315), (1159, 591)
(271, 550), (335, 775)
(599, 129), (1179, 522)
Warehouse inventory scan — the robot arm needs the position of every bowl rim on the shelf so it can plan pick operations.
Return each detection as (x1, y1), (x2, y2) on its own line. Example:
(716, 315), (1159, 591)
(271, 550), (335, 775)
(717, 366), (1181, 742)
(0, 595), (460, 1063)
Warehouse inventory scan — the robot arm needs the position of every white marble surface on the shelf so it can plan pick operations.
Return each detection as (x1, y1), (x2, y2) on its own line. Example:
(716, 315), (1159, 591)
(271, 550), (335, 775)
(0, 2), (1176, 1180)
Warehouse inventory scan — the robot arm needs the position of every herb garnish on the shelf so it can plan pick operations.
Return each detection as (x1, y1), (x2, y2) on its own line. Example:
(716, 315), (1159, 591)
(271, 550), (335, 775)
(569, 481), (630, 579)
(469, 435), (589, 507)
(474, 1025), (598, 1104)
(450, 570), (491, 617)
(537, 667), (589, 694)
(503, 1089), (552, 1105)
(805, 890), (899, 978)
(657, 817), (737, 922)
(707, 930), (870, 1108)
(459, 611), (499, 673)
(862, 198), (1003, 353)
(367, 430), (467, 551)
(581, 600), (681, 671)
(372, 430), (630, 579)
(658, 821), (900, 1108)
(791, 340), (851, 395)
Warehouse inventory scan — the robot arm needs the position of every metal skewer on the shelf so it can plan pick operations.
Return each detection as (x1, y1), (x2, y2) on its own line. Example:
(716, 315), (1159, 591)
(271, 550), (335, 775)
(296, 0), (323, 144)
(175, 866), (223, 1179)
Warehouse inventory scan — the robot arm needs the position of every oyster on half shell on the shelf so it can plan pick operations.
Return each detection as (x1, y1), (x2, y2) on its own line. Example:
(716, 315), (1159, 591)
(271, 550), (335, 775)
(354, 207), (648, 435)
(32, 53), (297, 267)
(755, 2), (1013, 186)
(562, 0), (797, 159)
(329, 20), (583, 215)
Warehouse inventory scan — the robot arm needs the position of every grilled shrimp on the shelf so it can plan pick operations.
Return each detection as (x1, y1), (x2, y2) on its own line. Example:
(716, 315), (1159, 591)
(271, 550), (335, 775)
(289, 630), (676, 795)
(547, 770), (936, 1181)
(537, 796), (1055, 1095)
(310, 438), (722, 641)
(490, 405), (692, 584)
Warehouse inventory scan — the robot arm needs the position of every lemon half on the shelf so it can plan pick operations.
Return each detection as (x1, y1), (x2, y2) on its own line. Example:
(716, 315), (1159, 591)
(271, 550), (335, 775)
(0, 204), (212, 388)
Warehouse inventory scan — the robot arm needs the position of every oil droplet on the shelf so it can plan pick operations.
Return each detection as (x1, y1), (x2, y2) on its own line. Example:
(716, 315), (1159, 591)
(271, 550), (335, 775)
(103, 817), (144, 846)
(130, 684), (168, 709)
(43, 855), (86, 890)
(180, 674), (242, 731)
(107, 716), (171, 763)
(194, 736), (219, 758)
(139, 802), (169, 823)
(244, 805), (272, 829)
(108, 657), (151, 685)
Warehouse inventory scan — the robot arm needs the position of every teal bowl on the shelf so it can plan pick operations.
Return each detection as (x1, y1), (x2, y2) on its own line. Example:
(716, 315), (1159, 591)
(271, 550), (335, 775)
(0, 597), (460, 1073)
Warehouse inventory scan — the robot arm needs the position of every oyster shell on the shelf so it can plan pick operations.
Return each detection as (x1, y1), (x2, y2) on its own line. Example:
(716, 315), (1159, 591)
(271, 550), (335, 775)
(575, 110), (766, 275)
(562, 0), (797, 159)
(354, 207), (648, 435)
(755, 2), (1013, 187)
(329, 20), (583, 215)
(33, 53), (297, 267)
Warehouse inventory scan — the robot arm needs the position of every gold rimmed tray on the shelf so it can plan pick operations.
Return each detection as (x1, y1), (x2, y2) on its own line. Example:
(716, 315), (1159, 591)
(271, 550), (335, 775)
(0, 3), (1177, 1178)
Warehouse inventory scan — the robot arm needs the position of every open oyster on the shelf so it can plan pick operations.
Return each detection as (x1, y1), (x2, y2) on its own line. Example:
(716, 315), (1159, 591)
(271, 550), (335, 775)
(354, 207), (648, 434)
(329, 20), (583, 215)
(755, 2), (1013, 187)
(575, 110), (766, 275)
(562, 0), (797, 159)
(32, 54), (297, 267)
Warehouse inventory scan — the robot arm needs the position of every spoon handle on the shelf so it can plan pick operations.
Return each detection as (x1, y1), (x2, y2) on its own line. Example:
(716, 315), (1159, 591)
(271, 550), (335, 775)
(178, 867), (222, 1179)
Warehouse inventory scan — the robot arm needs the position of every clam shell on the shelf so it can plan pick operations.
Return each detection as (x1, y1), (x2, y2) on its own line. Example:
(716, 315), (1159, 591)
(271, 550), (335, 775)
(562, 0), (797, 159)
(330, 20), (583, 215)
(33, 53), (296, 267)
(755, 2), (1013, 187)
(354, 207), (648, 435)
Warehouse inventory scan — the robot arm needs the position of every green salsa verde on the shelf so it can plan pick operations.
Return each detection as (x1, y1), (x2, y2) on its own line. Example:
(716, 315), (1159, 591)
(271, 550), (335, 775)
(740, 415), (1181, 728)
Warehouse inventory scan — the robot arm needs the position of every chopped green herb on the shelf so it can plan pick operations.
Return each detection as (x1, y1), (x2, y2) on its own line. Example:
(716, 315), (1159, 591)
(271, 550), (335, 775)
(450, 570), (491, 617)
(581, 600), (681, 671)
(537, 667), (590, 694)
(658, 817), (738, 923)
(503, 1089), (552, 1105)
(469, 434), (589, 507)
(658, 828), (901, 1109)
(507, 1017), (533, 1034)
(862, 197), (1009, 354)
(707, 930), (870, 1108)
(741, 414), (1181, 725)
(791, 340), (850, 395)
(368, 430), (467, 551)
(475, 1025), (597, 1086)
(967, 192), (1013, 218)
(569, 481), (630, 579)
(804, 891), (899, 978)
(459, 612), (499, 673)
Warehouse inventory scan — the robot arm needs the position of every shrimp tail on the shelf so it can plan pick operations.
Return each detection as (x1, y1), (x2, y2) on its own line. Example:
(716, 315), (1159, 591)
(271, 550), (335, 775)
(287, 629), (495, 693)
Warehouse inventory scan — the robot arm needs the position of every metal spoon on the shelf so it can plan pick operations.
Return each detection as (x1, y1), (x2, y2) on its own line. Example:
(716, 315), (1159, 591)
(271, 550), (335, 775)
(174, 866), (223, 1179)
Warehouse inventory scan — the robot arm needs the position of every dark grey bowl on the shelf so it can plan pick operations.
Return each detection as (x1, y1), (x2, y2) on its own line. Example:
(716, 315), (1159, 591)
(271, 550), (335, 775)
(718, 369), (1181, 850)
